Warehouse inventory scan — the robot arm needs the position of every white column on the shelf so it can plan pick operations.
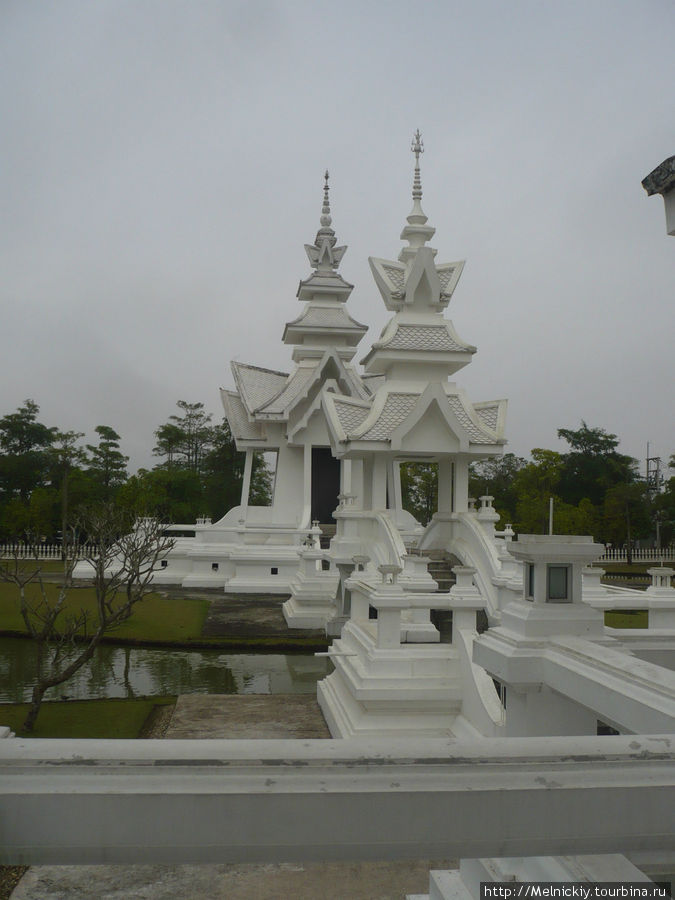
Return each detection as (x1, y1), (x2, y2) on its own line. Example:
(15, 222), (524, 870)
(453, 458), (469, 513)
(393, 460), (402, 515)
(351, 459), (363, 509)
(372, 456), (387, 510)
(302, 443), (312, 527)
(240, 450), (253, 514)
(340, 458), (352, 494)
(438, 459), (453, 514)
(386, 460), (396, 512)
(362, 457), (374, 510)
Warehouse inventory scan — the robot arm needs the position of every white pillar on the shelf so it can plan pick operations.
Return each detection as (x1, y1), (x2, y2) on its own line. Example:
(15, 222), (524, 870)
(361, 457), (373, 509)
(351, 459), (364, 509)
(302, 443), (312, 527)
(386, 460), (397, 512)
(372, 456), (387, 510)
(393, 460), (402, 515)
(438, 459), (453, 514)
(340, 458), (352, 494)
(240, 450), (253, 514)
(453, 459), (469, 513)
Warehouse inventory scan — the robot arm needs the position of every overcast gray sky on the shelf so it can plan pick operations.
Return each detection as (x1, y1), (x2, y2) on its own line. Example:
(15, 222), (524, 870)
(1, 0), (673, 476)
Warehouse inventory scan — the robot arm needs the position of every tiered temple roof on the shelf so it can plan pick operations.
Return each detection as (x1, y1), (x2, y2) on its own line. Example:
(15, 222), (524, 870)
(321, 131), (507, 457)
(222, 174), (369, 449)
(223, 136), (507, 460)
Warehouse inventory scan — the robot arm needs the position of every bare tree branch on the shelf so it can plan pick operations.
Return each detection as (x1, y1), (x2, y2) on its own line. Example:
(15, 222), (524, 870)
(1, 507), (174, 732)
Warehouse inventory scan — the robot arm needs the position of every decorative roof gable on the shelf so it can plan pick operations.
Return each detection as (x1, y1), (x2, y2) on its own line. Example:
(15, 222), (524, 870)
(231, 362), (289, 414)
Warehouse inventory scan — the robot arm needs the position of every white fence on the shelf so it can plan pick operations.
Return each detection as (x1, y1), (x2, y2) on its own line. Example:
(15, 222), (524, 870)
(599, 547), (675, 563)
(2, 543), (672, 564)
(0, 543), (98, 561)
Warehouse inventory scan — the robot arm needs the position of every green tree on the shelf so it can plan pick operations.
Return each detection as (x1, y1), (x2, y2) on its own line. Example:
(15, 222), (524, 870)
(153, 401), (213, 472)
(512, 449), (565, 534)
(117, 467), (203, 523)
(0, 400), (55, 503)
(653, 475), (675, 548)
(86, 425), (128, 500)
(152, 422), (185, 469)
(557, 421), (637, 507)
(201, 421), (272, 518)
(249, 453), (273, 507)
(49, 430), (87, 559)
(400, 462), (438, 525)
(652, 456), (675, 548)
(469, 453), (527, 524)
(603, 482), (652, 563)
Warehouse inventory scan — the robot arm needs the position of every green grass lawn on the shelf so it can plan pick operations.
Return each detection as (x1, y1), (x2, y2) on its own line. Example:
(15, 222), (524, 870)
(601, 563), (651, 575)
(0, 696), (175, 739)
(605, 609), (648, 628)
(0, 581), (210, 643)
(4, 559), (70, 575)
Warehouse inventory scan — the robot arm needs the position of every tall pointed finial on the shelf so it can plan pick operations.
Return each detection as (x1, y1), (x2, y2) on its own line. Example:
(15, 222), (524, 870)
(399, 130), (435, 263)
(411, 129), (424, 201)
(320, 170), (332, 227)
(304, 169), (346, 274)
(406, 129), (428, 227)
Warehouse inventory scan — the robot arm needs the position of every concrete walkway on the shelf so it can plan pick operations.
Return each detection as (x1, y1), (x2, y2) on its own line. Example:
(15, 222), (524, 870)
(10, 694), (456, 898)
(12, 860), (453, 899)
(166, 693), (331, 738)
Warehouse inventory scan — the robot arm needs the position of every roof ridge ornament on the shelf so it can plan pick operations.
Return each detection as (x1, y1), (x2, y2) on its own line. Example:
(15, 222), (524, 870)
(304, 169), (347, 275)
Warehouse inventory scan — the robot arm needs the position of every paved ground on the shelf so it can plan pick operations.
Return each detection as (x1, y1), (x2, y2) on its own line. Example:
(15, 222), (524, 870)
(10, 694), (456, 898)
(166, 693), (332, 738)
(11, 860), (456, 899)
(199, 592), (324, 640)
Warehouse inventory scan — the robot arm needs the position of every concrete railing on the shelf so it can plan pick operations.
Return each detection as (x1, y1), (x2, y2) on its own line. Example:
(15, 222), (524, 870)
(1, 734), (672, 865)
(0, 543), (98, 561)
(601, 547), (675, 562)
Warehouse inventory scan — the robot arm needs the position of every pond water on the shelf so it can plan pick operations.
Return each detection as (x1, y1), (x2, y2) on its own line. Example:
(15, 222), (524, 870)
(0, 638), (332, 703)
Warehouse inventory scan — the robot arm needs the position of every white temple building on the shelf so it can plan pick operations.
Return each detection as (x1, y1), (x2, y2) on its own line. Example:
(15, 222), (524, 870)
(152, 134), (508, 608)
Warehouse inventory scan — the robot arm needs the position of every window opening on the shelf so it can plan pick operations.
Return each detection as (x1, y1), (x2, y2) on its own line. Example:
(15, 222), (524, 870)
(547, 565), (570, 602)
(527, 563), (535, 600)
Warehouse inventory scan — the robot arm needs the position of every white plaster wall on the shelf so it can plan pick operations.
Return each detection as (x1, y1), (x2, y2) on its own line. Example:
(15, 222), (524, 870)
(270, 442), (305, 525)
(503, 685), (599, 737)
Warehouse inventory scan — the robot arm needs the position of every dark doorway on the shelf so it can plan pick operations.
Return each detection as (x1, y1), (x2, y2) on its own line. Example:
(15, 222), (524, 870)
(311, 447), (340, 524)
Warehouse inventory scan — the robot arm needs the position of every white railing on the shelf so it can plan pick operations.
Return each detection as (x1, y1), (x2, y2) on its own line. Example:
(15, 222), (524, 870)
(600, 547), (675, 563)
(0, 543), (98, 561)
(0, 735), (672, 865)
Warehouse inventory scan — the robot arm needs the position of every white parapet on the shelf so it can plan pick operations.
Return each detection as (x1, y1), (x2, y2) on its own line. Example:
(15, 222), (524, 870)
(1, 734), (673, 865)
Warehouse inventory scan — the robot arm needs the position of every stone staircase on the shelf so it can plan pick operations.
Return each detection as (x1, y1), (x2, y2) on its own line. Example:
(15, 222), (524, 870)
(408, 548), (458, 593)
(410, 549), (460, 642)
(318, 523), (336, 549)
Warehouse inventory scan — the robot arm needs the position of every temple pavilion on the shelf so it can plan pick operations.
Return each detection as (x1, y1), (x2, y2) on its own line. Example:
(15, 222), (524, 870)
(151, 134), (507, 598)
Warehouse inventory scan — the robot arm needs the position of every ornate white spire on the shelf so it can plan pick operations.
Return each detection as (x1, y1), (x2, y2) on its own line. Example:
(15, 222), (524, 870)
(305, 170), (347, 275)
(409, 129), (426, 222)
(320, 169), (332, 227)
(400, 130), (435, 263)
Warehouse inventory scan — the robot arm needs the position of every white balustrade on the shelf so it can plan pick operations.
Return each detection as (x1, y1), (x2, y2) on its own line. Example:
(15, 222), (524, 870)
(0, 543), (98, 560)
